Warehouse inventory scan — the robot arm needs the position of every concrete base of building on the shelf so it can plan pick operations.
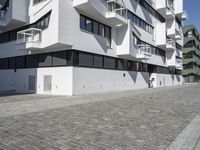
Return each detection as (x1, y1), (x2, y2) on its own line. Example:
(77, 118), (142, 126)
(0, 67), (183, 95)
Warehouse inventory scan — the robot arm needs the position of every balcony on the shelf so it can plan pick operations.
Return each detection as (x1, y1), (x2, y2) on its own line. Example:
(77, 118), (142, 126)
(0, 0), (28, 29)
(17, 28), (42, 51)
(105, 0), (128, 26)
(73, 0), (127, 27)
(177, 11), (188, 21)
(166, 38), (175, 50)
(175, 29), (183, 40)
(136, 44), (152, 59)
(156, 0), (175, 19)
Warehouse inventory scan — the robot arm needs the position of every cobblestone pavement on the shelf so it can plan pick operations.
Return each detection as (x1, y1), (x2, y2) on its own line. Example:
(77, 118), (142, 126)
(0, 84), (200, 150)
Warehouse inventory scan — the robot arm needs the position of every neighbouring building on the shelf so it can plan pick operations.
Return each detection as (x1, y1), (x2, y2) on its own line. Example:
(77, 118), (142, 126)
(183, 25), (200, 82)
(0, 0), (187, 95)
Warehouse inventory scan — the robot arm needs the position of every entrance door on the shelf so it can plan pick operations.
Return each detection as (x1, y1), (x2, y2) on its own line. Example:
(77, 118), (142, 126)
(44, 75), (52, 93)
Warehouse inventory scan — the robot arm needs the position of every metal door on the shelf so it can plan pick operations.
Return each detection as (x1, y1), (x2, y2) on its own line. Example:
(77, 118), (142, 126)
(44, 75), (52, 92)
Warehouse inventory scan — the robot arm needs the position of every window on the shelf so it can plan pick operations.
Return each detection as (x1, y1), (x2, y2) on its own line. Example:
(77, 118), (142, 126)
(80, 15), (111, 46)
(0, 32), (9, 43)
(0, 58), (9, 69)
(16, 56), (25, 69)
(104, 57), (116, 69)
(26, 55), (38, 68)
(9, 57), (15, 69)
(105, 26), (111, 47)
(38, 53), (52, 67)
(80, 15), (86, 29)
(99, 24), (105, 37)
(52, 51), (67, 66)
(94, 55), (103, 68)
(93, 21), (99, 34)
(79, 52), (93, 67)
(86, 18), (92, 32)
(135, 0), (165, 23)
(128, 10), (154, 34)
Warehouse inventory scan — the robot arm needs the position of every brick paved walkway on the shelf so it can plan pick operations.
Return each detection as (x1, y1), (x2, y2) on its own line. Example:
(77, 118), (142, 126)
(0, 84), (200, 150)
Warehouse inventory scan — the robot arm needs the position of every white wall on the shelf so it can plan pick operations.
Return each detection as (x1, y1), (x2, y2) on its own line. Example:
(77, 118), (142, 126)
(0, 67), (73, 95)
(73, 67), (149, 95)
(36, 67), (73, 95)
(150, 73), (182, 88)
(0, 69), (37, 93)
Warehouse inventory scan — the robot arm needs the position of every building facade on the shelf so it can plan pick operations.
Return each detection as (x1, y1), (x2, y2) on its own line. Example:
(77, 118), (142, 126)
(183, 25), (200, 82)
(0, 0), (187, 95)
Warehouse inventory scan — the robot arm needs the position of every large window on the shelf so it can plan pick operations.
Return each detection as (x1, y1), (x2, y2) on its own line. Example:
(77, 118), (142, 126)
(104, 57), (116, 69)
(52, 51), (67, 66)
(16, 56), (25, 69)
(0, 50), (180, 75)
(134, 0), (165, 23)
(80, 15), (112, 47)
(0, 58), (9, 69)
(94, 55), (103, 68)
(38, 53), (52, 67)
(26, 55), (38, 68)
(128, 11), (154, 34)
(79, 52), (93, 67)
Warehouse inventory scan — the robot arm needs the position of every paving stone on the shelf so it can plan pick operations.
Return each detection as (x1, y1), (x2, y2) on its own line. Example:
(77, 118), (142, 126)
(0, 84), (199, 150)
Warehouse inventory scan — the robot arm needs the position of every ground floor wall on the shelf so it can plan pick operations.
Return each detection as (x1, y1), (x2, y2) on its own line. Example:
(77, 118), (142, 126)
(150, 73), (183, 88)
(73, 67), (149, 95)
(0, 67), (73, 95)
(0, 67), (182, 95)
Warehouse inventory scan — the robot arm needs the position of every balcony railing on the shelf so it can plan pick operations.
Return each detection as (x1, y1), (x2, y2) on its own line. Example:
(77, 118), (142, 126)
(175, 29), (183, 39)
(176, 59), (182, 68)
(181, 10), (188, 20)
(17, 28), (42, 45)
(107, 0), (127, 19)
(136, 44), (152, 59)
(166, 38), (175, 47)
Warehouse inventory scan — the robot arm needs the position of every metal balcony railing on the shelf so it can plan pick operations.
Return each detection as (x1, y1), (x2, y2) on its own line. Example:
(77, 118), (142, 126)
(17, 28), (42, 45)
(107, 0), (127, 19)
(137, 44), (152, 55)
(176, 59), (182, 67)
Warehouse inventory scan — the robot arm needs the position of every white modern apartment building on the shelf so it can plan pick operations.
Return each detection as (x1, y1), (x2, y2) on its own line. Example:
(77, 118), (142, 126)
(0, 0), (187, 95)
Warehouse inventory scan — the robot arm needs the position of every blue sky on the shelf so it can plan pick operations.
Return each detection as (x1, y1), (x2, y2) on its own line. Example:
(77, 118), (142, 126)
(184, 0), (200, 31)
